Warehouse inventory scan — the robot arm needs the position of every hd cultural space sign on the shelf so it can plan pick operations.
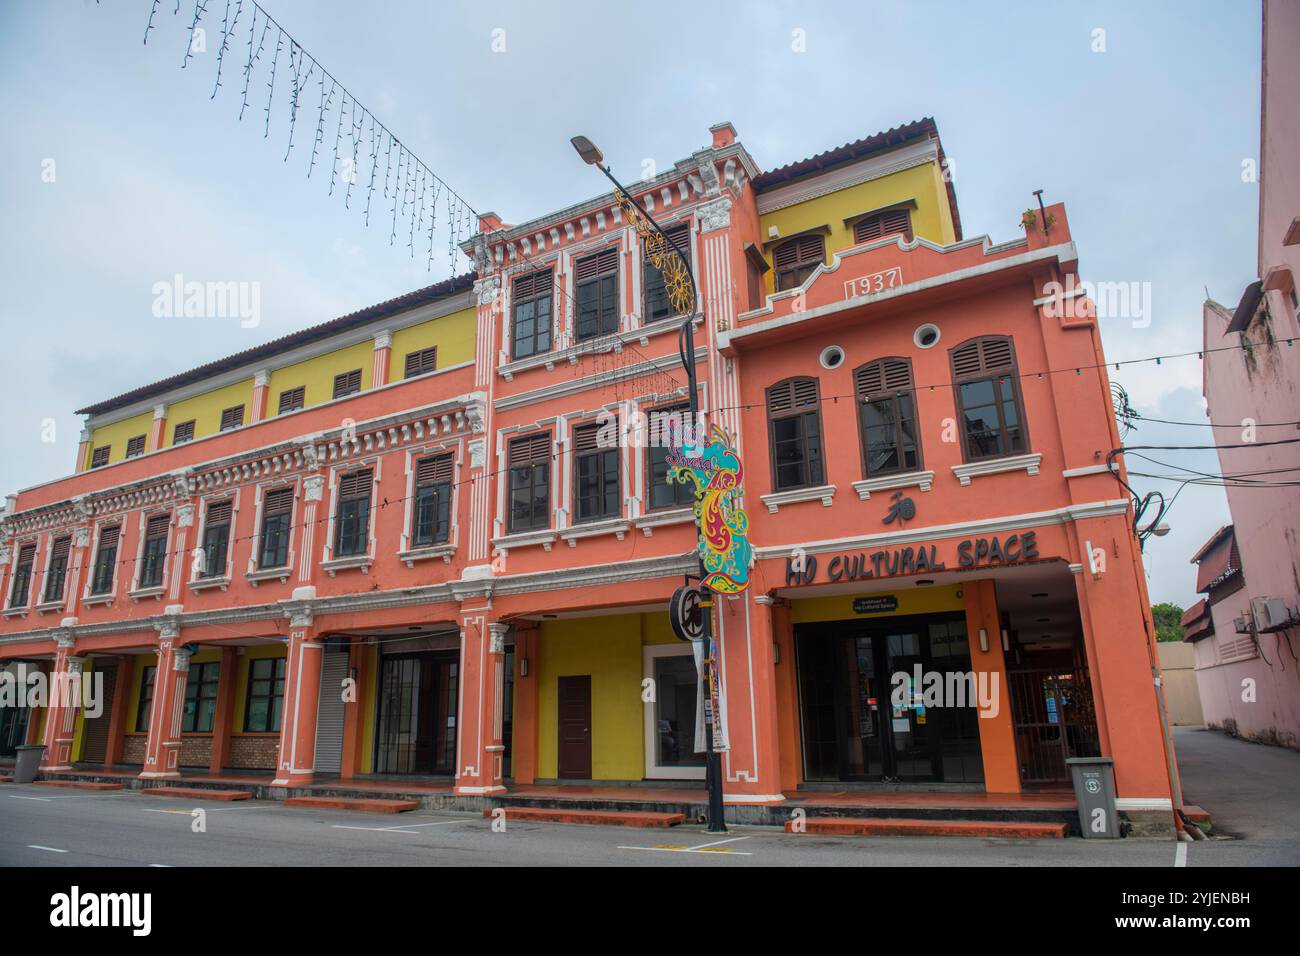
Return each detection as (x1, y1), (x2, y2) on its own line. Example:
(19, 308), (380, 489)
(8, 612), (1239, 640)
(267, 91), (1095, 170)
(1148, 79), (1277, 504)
(785, 531), (1041, 586)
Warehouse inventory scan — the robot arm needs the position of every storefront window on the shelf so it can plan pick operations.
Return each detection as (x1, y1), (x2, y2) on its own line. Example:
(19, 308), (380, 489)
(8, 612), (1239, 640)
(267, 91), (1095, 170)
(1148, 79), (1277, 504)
(652, 653), (705, 770)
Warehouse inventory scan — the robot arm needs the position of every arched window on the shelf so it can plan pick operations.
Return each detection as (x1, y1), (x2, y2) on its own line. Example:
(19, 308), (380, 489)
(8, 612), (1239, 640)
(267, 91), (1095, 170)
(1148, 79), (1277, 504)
(949, 336), (1028, 461)
(767, 377), (824, 490)
(853, 208), (913, 244)
(773, 233), (825, 292)
(855, 357), (921, 476)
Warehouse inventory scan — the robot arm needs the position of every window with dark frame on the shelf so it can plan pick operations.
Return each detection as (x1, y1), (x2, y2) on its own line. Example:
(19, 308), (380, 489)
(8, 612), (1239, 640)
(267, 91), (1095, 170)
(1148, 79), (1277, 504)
(853, 207), (913, 244)
(643, 225), (692, 324)
(278, 386), (306, 415)
(573, 421), (619, 523)
(258, 487), (293, 569)
(512, 270), (553, 360)
(219, 405), (244, 431)
(856, 358), (921, 477)
(90, 446), (110, 469)
(135, 665), (156, 732)
(125, 435), (146, 459)
(647, 404), (694, 510)
(773, 233), (825, 292)
(950, 336), (1029, 462)
(200, 500), (232, 579)
(332, 369), (362, 399)
(172, 420), (196, 445)
(181, 661), (221, 733)
(9, 544), (35, 608)
(412, 455), (453, 547)
(404, 347), (438, 378)
(767, 377), (824, 491)
(90, 525), (120, 595)
(575, 247), (619, 340)
(244, 657), (286, 733)
(507, 433), (551, 533)
(42, 536), (71, 604)
(138, 514), (170, 589)
(334, 469), (373, 557)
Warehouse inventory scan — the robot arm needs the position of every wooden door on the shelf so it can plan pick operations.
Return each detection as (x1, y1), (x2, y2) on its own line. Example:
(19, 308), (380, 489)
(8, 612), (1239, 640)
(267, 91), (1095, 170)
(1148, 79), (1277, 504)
(557, 676), (592, 779)
(80, 663), (118, 764)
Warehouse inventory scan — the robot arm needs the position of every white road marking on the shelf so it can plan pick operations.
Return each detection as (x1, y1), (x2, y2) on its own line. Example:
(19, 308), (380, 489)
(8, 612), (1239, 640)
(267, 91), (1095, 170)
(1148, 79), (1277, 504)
(618, 835), (753, 856)
(1175, 841), (1188, 867)
(27, 845), (68, 853)
(148, 864), (172, 868)
(9, 795), (53, 802)
(332, 819), (470, 833)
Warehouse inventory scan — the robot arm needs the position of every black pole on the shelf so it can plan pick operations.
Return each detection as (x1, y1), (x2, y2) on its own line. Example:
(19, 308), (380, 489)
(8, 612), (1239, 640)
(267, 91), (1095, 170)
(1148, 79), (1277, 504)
(583, 155), (723, 832)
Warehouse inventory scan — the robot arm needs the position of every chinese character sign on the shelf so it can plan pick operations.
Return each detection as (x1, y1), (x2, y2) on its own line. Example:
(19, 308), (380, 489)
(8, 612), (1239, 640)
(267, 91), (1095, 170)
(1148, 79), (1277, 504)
(666, 422), (752, 594)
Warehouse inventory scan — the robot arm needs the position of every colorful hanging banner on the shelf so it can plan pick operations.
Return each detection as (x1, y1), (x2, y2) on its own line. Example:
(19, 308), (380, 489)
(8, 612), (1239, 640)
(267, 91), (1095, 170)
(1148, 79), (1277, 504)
(666, 422), (752, 594)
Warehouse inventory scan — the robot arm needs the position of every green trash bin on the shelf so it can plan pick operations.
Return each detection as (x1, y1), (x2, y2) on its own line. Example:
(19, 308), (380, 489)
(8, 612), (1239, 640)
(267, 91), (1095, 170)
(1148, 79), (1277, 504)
(13, 744), (45, 784)
(1067, 756), (1119, 838)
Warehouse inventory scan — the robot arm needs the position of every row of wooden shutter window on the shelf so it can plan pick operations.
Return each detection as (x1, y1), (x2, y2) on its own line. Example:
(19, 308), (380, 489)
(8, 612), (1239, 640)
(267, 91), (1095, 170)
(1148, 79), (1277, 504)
(769, 339), (1018, 413)
(771, 210), (913, 274)
(513, 227), (691, 303)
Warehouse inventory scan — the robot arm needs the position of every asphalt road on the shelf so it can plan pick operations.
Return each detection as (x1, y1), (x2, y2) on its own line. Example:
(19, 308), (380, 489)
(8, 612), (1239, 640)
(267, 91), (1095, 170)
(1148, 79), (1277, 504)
(0, 725), (1294, 867)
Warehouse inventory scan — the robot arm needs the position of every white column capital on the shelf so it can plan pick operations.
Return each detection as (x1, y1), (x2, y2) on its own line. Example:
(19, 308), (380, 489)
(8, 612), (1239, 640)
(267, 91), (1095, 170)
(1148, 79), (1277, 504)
(373, 329), (393, 350)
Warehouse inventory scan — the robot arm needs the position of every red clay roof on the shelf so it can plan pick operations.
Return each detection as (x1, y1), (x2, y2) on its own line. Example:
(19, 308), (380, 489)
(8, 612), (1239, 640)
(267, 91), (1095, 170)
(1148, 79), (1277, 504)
(76, 272), (476, 417)
(752, 117), (962, 241)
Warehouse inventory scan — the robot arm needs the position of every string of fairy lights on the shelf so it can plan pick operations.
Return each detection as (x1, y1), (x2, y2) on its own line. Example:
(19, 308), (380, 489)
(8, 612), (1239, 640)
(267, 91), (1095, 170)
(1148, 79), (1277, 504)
(137, 0), (478, 273)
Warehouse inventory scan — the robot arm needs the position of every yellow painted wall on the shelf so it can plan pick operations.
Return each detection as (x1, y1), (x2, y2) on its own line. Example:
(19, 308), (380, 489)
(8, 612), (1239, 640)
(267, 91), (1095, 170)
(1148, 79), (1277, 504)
(85, 410), (154, 467)
(536, 613), (652, 780)
(268, 340), (374, 417)
(758, 161), (956, 295)
(124, 654), (151, 734)
(390, 306), (477, 375)
(790, 582), (965, 624)
(165, 377), (255, 445)
(69, 656), (93, 760)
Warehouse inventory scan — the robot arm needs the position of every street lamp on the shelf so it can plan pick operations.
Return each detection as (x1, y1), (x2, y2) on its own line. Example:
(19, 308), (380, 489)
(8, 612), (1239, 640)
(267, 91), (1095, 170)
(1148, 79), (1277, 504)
(571, 135), (725, 833)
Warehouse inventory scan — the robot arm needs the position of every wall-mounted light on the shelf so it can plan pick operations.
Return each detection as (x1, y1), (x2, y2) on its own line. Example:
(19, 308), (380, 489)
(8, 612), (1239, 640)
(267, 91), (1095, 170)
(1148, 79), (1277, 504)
(1001, 629), (1010, 652)
(978, 628), (989, 653)
(519, 657), (529, 677)
(773, 642), (781, 665)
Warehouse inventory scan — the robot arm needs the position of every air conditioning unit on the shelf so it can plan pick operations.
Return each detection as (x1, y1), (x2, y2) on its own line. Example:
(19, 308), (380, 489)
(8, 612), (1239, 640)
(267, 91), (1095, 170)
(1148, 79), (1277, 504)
(1251, 596), (1293, 633)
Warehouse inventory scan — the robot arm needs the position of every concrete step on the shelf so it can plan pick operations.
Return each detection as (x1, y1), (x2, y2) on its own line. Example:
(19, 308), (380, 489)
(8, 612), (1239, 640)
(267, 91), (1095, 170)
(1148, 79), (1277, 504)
(1183, 805), (1212, 825)
(0, 776), (13, 783)
(32, 780), (124, 791)
(284, 796), (419, 814)
(786, 816), (1067, 839)
(486, 806), (685, 828)
(142, 787), (252, 802)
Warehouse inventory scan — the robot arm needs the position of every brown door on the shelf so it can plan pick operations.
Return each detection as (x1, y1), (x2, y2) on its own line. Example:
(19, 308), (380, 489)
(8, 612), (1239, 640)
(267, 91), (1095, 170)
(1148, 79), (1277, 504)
(557, 676), (592, 779)
(80, 663), (118, 765)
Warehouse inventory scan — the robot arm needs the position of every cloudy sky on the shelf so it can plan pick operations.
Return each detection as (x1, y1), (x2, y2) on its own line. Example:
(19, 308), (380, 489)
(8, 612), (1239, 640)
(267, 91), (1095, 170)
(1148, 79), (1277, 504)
(0, 0), (1263, 608)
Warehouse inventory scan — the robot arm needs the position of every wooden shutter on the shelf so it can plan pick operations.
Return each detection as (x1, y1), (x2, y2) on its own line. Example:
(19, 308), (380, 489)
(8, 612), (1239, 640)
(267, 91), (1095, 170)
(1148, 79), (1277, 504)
(126, 435), (146, 458)
(573, 421), (612, 452)
(173, 420), (195, 444)
(333, 369), (362, 398)
(952, 336), (1016, 379)
(17, 544), (35, 565)
(774, 233), (824, 270)
(263, 487), (293, 516)
(338, 469), (373, 499)
(98, 526), (120, 550)
(145, 514), (170, 539)
(404, 347), (438, 378)
(206, 500), (232, 525)
(854, 208), (913, 244)
(415, 455), (453, 486)
(514, 269), (554, 300)
(278, 387), (305, 414)
(90, 447), (110, 468)
(509, 433), (551, 467)
(768, 377), (819, 414)
(653, 225), (692, 266)
(220, 406), (244, 430)
(50, 537), (71, 563)
(856, 358), (914, 398)
(576, 247), (619, 280)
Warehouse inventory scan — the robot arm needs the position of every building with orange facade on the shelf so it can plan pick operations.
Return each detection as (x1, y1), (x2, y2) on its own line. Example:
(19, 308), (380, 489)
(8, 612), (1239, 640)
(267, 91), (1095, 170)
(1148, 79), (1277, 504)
(0, 118), (1181, 832)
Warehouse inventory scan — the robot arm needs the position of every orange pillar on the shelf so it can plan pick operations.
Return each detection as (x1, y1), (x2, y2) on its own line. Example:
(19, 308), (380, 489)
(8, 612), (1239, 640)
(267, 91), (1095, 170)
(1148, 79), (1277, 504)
(511, 624), (538, 785)
(720, 594), (785, 804)
(271, 607), (323, 787)
(771, 599), (800, 792)
(40, 633), (83, 770)
(140, 620), (189, 779)
(962, 579), (1020, 794)
(102, 653), (135, 767)
(208, 647), (238, 774)
(454, 619), (507, 795)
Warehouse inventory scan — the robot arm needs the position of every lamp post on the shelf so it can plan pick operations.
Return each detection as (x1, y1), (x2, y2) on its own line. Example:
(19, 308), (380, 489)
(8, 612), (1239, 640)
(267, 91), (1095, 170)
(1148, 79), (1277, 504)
(572, 135), (726, 833)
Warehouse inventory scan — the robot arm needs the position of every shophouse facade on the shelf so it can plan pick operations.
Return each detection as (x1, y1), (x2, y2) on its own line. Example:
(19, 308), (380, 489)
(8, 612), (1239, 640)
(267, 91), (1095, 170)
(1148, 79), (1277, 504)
(0, 118), (1179, 823)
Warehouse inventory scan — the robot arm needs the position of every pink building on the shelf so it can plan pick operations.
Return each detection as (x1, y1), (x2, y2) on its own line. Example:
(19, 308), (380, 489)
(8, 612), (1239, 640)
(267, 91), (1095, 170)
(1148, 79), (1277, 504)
(1184, 0), (1300, 749)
